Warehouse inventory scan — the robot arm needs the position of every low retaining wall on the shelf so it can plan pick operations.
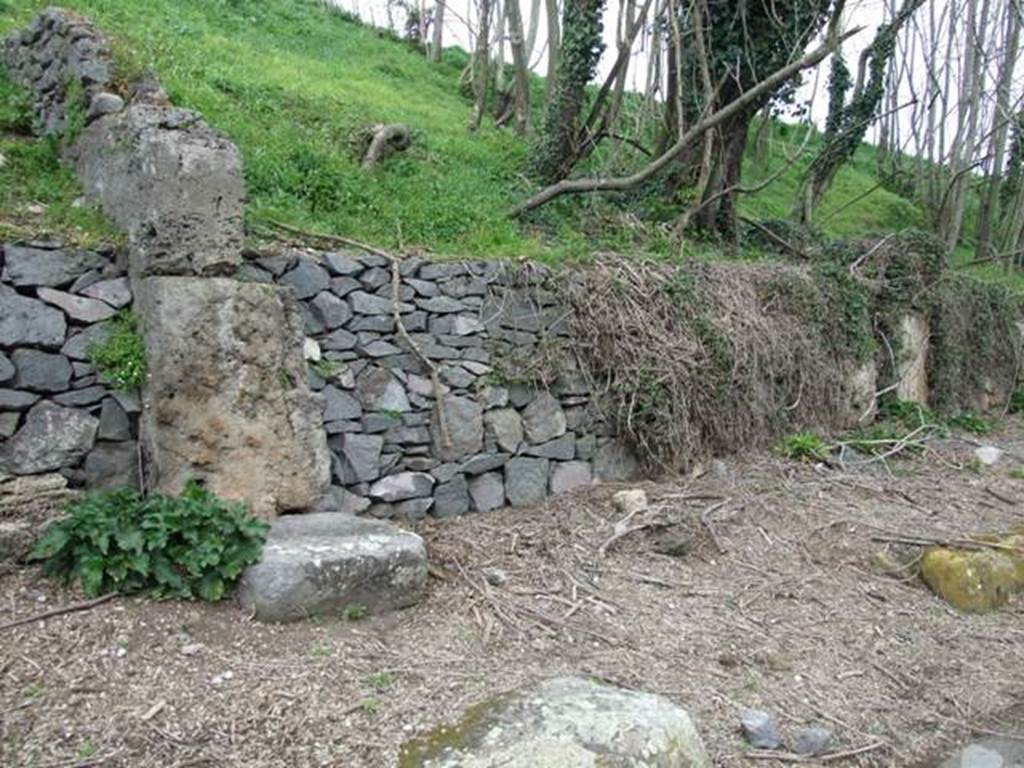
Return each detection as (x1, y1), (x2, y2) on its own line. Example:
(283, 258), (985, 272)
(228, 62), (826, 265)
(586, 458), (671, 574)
(246, 248), (639, 518)
(0, 242), (139, 488)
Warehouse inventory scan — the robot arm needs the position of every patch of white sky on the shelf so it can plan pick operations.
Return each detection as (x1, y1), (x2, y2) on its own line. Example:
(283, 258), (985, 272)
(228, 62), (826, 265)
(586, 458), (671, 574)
(329, 0), (1001, 150)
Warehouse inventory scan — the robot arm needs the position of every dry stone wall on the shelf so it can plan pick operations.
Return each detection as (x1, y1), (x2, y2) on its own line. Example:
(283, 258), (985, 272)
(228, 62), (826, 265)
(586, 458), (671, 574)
(249, 249), (640, 519)
(0, 242), (140, 489)
(4, 9), (330, 518)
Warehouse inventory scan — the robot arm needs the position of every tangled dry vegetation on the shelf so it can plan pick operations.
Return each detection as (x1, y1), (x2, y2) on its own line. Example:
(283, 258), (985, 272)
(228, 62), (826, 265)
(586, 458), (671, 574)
(563, 256), (862, 473)
(2, 423), (1023, 767)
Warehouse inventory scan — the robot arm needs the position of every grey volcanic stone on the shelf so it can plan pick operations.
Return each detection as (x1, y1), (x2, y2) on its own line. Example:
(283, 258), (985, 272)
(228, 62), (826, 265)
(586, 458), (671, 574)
(12, 349), (72, 392)
(392, 497), (434, 520)
(478, 385), (508, 409)
(937, 739), (1024, 768)
(405, 278), (439, 297)
(61, 322), (110, 360)
(0, 401), (98, 474)
(0, 389), (40, 410)
(311, 291), (353, 329)
(360, 339), (402, 358)
(321, 328), (357, 351)
(356, 366), (411, 413)
(525, 433), (575, 460)
(38, 287), (117, 323)
(484, 408), (523, 453)
(550, 461), (592, 495)
(37, 288), (117, 325)
(431, 462), (460, 483)
(432, 395), (483, 461)
(505, 457), (549, 507)
(522, 393), (566, 444)
(87, 91), (124, 120)
(280, 259), (330, 299)
(236, 514), (427, 623)
(0, 353), (13, 384)
(369, 471), (434, 502)
(336, 433), (385, 483)
(350, 290), (410, 314)
(72, 103), (245, 277)
(84, 442), (140, 490)
(739, 709), (780, 750)
(53, 385), (106, 407)
(2, 245), (105, 287)
(323, 252), (363, 276)
(97, 397), (132, 440)
(0, 413), (19, 437)
(460, 452), (510, 475)
(593, 439), (641, 481)
(417, 296), (466, 313)
(331, 276), (361, 297)
(433, 475), (469, 518)
(322, 385), (362, 421)
(0, 294), (67, 348)
(135, 277), (330, 517)
(80, 276), (131, 308)
(399, 676), (710, 768)
(468, 472), (504, 512)
(793, 727), (833, 756)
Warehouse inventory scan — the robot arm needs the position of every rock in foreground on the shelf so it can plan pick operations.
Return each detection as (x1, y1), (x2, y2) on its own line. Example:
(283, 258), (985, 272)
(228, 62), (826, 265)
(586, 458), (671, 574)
(236, 513), (426, 623)
(937, 738), (1024, 768)
(399, 676), (710, 767)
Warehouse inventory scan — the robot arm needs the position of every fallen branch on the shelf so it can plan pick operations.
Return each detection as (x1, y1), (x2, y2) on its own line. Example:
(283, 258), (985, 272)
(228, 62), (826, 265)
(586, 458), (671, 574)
(700, 499), (730, 554)
(0, 593), (118, 633)
(360, 123), (411, 171)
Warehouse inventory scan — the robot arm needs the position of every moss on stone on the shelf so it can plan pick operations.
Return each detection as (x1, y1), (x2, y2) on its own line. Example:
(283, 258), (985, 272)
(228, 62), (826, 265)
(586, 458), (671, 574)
(920, 545), (1023, 613)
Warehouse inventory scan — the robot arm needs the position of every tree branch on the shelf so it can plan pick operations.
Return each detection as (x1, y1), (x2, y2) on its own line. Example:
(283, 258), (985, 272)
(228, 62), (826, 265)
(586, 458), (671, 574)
(509, 26), (863, 217)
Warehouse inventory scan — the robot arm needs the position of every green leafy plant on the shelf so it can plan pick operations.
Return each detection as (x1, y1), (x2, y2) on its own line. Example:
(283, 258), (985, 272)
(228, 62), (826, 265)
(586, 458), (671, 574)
(311, 358), (345, 379)
(947, 411), (998, 435)
(778, 432), (830, 462)
(1009, 390), (1024, 414)
(87, 310), (147, 391)
(29, 481), (269, 601)
(343, 603), (368, 621)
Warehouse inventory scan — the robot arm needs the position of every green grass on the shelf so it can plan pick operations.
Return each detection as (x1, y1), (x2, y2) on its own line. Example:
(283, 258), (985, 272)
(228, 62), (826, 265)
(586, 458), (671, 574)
(0, 66), (119, 246)
(0, 0), (1016, 280)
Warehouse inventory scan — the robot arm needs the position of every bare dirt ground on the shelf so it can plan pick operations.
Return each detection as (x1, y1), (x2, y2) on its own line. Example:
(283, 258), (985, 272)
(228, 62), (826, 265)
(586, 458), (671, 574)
(2, 424), (1024, 768)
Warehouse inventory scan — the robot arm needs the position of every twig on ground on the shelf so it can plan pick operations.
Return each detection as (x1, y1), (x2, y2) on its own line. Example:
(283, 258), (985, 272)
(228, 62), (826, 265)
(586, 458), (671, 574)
(0, 593), (118, 633)
(701, 499), (731, 554)
(747, 740), (887, 762)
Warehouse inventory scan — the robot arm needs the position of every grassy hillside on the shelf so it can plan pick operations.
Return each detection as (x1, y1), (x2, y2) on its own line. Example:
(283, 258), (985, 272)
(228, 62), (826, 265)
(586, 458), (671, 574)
(0, 0), (1001, 274)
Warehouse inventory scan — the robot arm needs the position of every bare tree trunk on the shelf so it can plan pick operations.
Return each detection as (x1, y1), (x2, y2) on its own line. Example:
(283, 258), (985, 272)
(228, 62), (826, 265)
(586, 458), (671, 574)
(975, 0), (1019, 264)
(543, 0), (561, 107)
(505, 0), (531, 134)
(939, 0), (990, 250)
(469, 0), (493, 131)
(525, 0), (542, 59)
(430, 0), (446, 61)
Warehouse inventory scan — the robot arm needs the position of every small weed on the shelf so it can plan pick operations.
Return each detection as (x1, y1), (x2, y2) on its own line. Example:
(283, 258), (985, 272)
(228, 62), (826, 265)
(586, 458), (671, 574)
(76, 740), (97, 759)
(342, 603), (367, 621)
(311, 359), (344, 379)
(778, 432), (830, 462)
(309, 640), (333, 658)
(359, 697), (382, 714)
(366, 670), (396, 690)
(966, 457), (985, 474)
(1008, 467), (1024, 480)
(22, 682), (44, 698)
(87, 310), (147, 391)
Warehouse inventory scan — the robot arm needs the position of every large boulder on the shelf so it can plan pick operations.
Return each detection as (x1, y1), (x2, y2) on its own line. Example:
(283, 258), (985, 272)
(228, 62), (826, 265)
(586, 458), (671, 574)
(920, 544), (1024, 612)
(136, 277), (330, 518)
(236, 513), (427, 623)
(71, 103), (244, 277)
(399, 676), (711, 767)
